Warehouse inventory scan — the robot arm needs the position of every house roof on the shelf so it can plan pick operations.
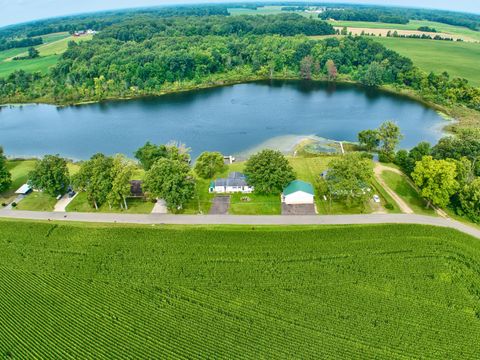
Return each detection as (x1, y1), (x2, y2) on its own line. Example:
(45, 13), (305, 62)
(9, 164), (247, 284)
(283, 180), (314, 196)
(212, 172), (251, 188)
(15, 183), (32, 194)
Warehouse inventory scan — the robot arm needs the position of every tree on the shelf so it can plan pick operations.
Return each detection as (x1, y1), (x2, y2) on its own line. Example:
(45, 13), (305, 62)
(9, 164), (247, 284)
(325, 59), (337, 81)
(143, 158), (195, 212)
(244, 150), (295, 194)
(27, 47), (39, 59)
(28, 155), (70, 196)
(326, 153), (374, 208)
(194, 152), (226, 179)
(458, 178), (480, 223)
(377, 121), (403, 162)
(0, 147), (12, 193)
(360, 61), (384, 87)
(135, 141), (191, 170)
(454, 157), (474, 187)
(73, 153), (114, 209)
(107, 155), (134, 210)
(411, 156), (458, 208)
(134, 142), (168, 170)
(300, 55), (314, 80)
(396, 141), (431, 175)
(358, 129), (379, 151)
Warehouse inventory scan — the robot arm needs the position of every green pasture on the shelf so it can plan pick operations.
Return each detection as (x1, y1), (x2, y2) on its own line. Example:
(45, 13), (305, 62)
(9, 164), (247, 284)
(373, 37), (480, 87)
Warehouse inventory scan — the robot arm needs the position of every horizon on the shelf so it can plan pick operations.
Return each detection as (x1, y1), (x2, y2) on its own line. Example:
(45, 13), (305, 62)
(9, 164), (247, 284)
(0, 0), (479, 29)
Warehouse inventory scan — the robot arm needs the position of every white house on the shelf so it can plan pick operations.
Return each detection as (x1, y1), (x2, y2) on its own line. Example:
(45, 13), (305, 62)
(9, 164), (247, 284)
(209, 172), (254, 194)
(282, 180), (315, 205)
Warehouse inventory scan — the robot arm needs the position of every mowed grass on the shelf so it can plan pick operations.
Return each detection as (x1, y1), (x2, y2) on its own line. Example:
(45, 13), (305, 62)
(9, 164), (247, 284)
(0, 159), (36, 204)
(0, 34), (93, 78)
(381, 170), (435, 215)
(66, 192), (154, 214)
(0, 55), (60, 78)
(373, 37), (480, 87)
(0, 221), (479, 358)
(15, 192), (56, 211)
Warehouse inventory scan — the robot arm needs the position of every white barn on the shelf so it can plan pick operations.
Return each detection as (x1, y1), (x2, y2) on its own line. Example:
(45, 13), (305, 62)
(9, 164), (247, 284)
(209, 172), (254, 194)
(282, 180), (315, 205)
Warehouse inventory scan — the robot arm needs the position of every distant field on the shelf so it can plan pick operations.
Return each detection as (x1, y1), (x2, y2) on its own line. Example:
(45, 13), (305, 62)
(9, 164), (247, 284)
(228, 6), (286, 16)
(373, 37), (480, 87)
(1, 221), (479, 358)
(327, 20), (480, 42)
(0, 34), (92, 78)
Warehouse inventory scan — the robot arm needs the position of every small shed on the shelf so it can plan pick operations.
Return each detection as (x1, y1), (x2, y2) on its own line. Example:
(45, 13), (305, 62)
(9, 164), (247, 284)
(15, 184), (32, 195)
(282, 180), (315, 205)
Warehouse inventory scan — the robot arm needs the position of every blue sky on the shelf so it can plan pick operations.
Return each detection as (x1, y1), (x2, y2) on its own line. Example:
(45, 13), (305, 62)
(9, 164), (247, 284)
(0, 0), (479, 28)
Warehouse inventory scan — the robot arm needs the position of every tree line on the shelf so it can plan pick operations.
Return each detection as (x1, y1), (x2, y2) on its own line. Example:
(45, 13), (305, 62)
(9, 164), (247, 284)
(0, 37), (43, 52)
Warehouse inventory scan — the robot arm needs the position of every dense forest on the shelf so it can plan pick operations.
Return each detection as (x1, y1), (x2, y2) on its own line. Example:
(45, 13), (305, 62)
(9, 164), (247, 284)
(0, 6), (479, 114)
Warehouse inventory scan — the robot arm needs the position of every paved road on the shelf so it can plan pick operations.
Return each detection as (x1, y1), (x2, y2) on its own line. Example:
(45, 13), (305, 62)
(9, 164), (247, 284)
(1, 210), (479, 238)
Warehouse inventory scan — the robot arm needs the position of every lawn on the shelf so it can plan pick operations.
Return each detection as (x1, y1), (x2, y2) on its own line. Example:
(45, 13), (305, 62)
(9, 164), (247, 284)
(381, 170), (436, 215)
(373, 37), (480, 87)
(66, 192), (154, 214)
(15, 192), (56, 211)
(0, 221), (479, 358)
(0, 159), (37, 204)
(229, 193), (281, 215)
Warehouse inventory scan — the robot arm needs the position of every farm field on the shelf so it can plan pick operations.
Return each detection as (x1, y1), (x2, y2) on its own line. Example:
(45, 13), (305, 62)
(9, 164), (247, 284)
(0, 221), (479, 358)
(0, 34), (92, 78)
(228, 6), (286, 16)
(327, 20), (480, 41)
(373, 37), (480, 87)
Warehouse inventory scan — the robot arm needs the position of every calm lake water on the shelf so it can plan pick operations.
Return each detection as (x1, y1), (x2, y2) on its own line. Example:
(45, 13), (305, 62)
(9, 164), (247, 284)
(0, 80), (445, 160)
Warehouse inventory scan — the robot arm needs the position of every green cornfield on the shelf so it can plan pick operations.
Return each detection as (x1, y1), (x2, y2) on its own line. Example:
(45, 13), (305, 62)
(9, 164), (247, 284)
(0, 221), (479, 358)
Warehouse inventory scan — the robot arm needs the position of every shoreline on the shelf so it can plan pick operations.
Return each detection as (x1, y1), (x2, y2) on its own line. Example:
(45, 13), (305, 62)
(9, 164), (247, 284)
(1, 76), (464, 120)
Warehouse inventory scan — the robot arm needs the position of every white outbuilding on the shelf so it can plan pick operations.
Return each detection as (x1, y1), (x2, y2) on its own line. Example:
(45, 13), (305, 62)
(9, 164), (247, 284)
(282, 180), (315, 205)
(15, 184), (32, 195)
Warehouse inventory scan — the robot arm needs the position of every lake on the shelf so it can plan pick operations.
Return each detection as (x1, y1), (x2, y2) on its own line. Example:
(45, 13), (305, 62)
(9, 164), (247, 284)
(0, 80), (446, 160)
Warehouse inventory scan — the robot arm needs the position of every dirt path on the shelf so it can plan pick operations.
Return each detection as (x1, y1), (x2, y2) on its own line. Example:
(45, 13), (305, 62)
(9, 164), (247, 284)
(374, 163), (414, 214)
(374, 163), (448, 218)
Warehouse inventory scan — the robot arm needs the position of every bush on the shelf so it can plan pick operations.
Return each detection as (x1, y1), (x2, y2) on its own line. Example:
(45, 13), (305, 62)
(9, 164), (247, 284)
(378, 152), (394, 163)
(11, 202), (17, 207)
(385, 203), (394, 210)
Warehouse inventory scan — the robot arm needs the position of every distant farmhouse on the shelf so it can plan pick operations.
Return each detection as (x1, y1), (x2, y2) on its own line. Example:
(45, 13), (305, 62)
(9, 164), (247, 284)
(209, 172), (254, 194)
(282, 180), (315, 205)
(73, 29), (97, 37)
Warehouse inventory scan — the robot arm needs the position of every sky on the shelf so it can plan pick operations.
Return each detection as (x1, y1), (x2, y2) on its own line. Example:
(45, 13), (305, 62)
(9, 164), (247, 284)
(0, 0), (479, 28)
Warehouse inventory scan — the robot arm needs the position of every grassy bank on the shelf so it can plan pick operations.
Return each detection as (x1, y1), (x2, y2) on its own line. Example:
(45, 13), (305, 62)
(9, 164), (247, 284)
(0, 221), (479, 358)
